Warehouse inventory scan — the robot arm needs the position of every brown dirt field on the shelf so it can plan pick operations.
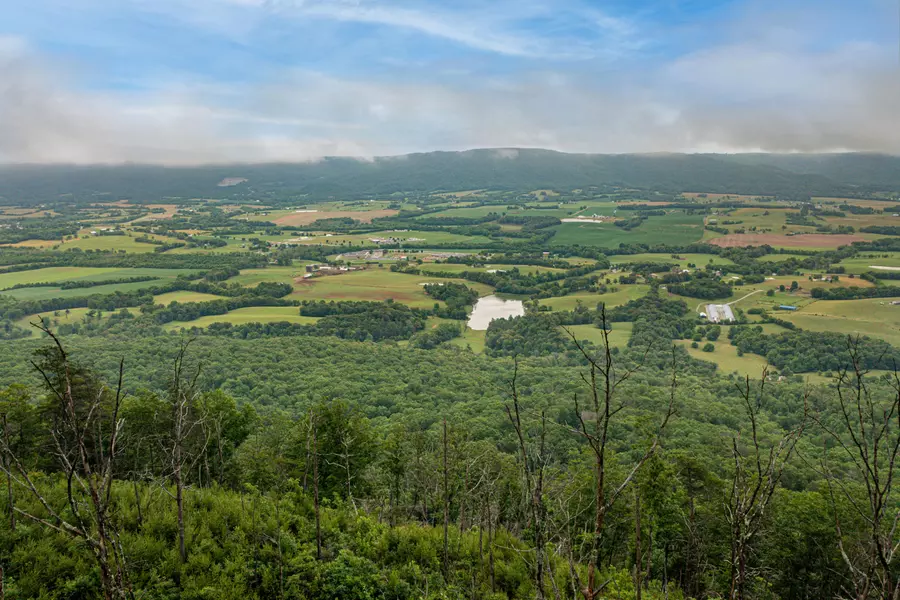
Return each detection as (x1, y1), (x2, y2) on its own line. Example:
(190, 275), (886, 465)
(710, 233), (865, 248)
(273, 209), (398, 227)
(0, 239), (60, 248)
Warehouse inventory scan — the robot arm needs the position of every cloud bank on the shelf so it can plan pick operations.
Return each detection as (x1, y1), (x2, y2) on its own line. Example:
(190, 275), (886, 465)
(0, 0), (897, 164)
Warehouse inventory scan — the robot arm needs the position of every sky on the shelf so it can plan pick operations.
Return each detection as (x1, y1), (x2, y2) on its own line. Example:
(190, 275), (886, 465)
(0, 0), (897, 163)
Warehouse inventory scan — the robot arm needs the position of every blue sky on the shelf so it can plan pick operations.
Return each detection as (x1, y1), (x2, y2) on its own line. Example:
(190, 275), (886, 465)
(0, 0), (896, 163)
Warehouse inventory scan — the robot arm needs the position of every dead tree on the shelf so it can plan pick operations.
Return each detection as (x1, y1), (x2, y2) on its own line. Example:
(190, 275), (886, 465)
(563, 306), (676, 600)
(310, 410), (322, 560)
(165, 339), (207, 565)
(816, 339), (900, 600)
(0, 323), (132, 600)
(505, 358), (549, 600)
(442, 418), (450, 578)
(726, 369), (807, 600)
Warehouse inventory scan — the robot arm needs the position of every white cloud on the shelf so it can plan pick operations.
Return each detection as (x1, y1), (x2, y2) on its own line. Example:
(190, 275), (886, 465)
(0, 3), (897, 164)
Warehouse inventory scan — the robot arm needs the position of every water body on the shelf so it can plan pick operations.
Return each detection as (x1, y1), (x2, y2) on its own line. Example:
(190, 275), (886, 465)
(467, 295), (525, 330)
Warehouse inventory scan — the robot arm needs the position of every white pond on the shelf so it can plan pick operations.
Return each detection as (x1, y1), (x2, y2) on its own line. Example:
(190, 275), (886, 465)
(467, 295), (525, 330)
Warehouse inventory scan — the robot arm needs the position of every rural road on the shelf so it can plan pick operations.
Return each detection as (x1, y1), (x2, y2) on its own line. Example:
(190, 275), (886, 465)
(695, 289), (764, 314)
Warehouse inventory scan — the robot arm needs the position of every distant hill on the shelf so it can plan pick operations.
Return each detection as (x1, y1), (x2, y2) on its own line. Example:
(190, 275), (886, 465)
(1, 150), (898, 205)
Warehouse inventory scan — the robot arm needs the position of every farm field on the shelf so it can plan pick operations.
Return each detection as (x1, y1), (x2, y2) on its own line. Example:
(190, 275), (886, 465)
(757, 253), (808, 262)
(540, 285), (651, 311)
(0, 267), (196, 289)
(59, 234), (184, 253)
(230, 266), (310, 288)
(249, 208), (399, 227)
(677, 339), (770, 378)
(709, 233), (867, 249)
(837, 252), (900, 274)
(609, 253), (734, 267)
(777, 299), (900, 347)
(291, 269), (494, 308)
(0, 268), (197, 301)
(163, 307), (320, 331)
(154, 291), (226, 305)
(419, 205), (509, 219)
(551, 212), (704, 248)
(419, 264), (566, 275)
(563, 322), (633, 348)
(14, 307), (137, 336)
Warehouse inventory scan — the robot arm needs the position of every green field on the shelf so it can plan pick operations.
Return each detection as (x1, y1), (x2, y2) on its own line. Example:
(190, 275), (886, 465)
(230, 266), (308, 287)
(837, 252), (900, 274)
(550, 212), (704, 248)
(777, 299), (900, 346)
(418, 205), (509, 219)
(14, 307), (137, 336)
(610, 253), (733, 267)
(292, 269), (494, 308)
(757, 253), (808, 262)
(420, 264), (565, 275)
(0, 267), (197, 301)
(563, 323), (633, 348)
(154, 291), (226, 305)
(540, 285), (650, 311)
(677, 339), (770, 378)
(163, 307), (320, 331)
(62, 233), (183, 253)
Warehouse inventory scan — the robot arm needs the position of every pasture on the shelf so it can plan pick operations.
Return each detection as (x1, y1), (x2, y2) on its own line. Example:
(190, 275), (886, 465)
(550, 212), (704, 248)
(708, 233), (867, 249)
(564, 322), (633, 348)
(837, 252), (900, 274)
(610, 253), (733, 267)
(163, 307), (320, 331)
(0, 267), (197, 301)
(677, 339), (770, 378)
(154, 291), (226, 305)
(14, 307), (137, 336)
(291, 269), (494, 308)
(778, 299), (900, 347)
(540, 285), (651, 311)
(420, 264), (565, 275)
(61, 233), (184, 253)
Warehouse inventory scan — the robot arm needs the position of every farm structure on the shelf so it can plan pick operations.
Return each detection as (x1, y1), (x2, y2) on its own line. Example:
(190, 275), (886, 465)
(705, 304), (735, 323)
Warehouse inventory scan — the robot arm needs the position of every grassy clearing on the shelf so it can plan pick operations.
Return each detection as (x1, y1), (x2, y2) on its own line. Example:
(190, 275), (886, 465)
(163, 307), (320, 331)
(0, 267), (124, 288)
(419, 206), (508, 219)
(777, 299), (900, 347)
(677, 339), (770, 378)
(154, 291), (226, 305)
(292, 269), (494, 308)
(421, 264), (565, 275)
(14, 307), (137, 336)
(837, 252), (900, 274)
(0, 267), (195, 289)
(551, 212), (704, 248)
(757, 253), (809, 262)
(0, 267), (196, 301)
(610, 253), (733, 267)
(61, 232), (184, 253)
(564, 323), (633, 348)
(540, 285), (650, 311)
(230, 266), (309, 288)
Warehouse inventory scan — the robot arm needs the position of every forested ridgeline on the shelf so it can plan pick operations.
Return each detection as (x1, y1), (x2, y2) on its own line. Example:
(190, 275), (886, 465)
(0, 326), (898, 600)
(4, 152), (900, 204)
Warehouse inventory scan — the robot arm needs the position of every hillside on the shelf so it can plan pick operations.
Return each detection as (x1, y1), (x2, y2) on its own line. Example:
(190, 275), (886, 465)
(2, 150), (898, 205)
